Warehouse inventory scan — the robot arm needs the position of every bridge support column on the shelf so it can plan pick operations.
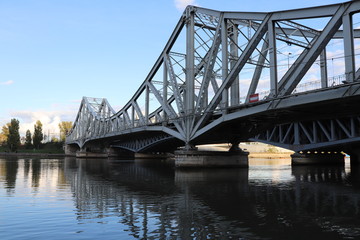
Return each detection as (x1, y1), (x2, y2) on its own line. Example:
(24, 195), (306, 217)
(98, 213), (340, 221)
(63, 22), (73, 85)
(348, 148), (360, 165)
(174, 149), (249, 168)
(76, 147), (108, 158)
(291, 151), (345, 165)
(64, 145), (79, 156)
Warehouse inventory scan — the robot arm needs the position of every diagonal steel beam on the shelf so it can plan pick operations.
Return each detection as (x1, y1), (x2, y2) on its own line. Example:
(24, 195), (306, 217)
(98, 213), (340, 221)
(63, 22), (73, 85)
(191, 14), (271, 137)
(147, 81), (186, 139)
(165, 55), (184, 114)
(277, 2), (351, 97)
(147, 81), (177, 118)
(246, 34), (269, 103)
(195, 13), (223, 114)
(133, 101), (146, 125)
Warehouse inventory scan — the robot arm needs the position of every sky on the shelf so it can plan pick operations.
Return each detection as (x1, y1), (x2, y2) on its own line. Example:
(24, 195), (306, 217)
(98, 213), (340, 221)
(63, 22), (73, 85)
(0, 0), (351, 137)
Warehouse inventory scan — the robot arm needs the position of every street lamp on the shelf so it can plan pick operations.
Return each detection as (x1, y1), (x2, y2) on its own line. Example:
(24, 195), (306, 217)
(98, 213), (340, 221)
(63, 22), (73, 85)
(288, 52), (292, 69)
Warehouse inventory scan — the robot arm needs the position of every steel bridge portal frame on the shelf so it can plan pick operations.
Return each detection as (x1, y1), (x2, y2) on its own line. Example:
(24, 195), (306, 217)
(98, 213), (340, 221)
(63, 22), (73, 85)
(66, 1), (360, 153)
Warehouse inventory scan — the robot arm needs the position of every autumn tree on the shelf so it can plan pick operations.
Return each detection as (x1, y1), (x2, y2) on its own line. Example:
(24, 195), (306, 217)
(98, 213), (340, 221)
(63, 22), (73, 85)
(0, 122), (10, 145)
(59, 121), (73, 142)
(33, 120), (43, 149)
(25, 129), (32, 149)
(7, 119), (20, 152)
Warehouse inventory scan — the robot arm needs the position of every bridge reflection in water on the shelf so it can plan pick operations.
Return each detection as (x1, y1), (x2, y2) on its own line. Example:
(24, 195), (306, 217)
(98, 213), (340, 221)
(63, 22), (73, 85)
(1, 156), (359, 239)
(61, 157), (360, 239)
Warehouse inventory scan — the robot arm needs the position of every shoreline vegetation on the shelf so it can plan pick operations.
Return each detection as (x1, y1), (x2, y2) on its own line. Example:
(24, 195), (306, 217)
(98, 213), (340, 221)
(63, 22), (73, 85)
(0, 142), (65, 157)
(0, 152), (66, 157)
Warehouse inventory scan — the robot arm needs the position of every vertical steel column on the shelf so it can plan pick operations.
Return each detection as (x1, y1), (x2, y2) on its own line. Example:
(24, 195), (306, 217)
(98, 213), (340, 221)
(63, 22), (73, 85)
(163, 59), (168, 122)
(145, 85), (149, 124)
(343, 12), (355, 82)
(230, 24), (239, 106)
(268, 19), (278, 97)
(330, 120), (336, 141)
(351, 117), (355, 137)
(320, 49), (328, 88)
(221, 17), (229, 112)
(313, 121), (318, 143)
(185, 7), (195, 145)
(294, 122), (300, 145)
(131, 105), (135, 127)
(185, 8), (195, 114)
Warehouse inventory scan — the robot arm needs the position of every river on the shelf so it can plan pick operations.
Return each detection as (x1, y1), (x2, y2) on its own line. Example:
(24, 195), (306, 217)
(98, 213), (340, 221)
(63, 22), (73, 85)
(0, 156), (359, 239)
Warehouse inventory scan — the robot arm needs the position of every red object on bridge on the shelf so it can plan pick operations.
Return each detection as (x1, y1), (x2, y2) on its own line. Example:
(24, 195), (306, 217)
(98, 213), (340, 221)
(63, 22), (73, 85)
(249, 93), (259, 103)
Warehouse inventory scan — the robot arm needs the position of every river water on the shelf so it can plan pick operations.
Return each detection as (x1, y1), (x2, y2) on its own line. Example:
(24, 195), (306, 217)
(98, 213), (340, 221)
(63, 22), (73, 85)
(0, 156), (359, 240)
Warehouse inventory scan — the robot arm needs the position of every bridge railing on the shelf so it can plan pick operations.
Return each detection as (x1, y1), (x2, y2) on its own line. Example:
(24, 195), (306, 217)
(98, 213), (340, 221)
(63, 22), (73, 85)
(239, 74), (347, 104)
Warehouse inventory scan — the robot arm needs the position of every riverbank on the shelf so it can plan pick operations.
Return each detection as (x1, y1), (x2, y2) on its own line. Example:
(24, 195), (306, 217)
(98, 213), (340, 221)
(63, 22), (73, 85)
(0, 152), (66, 157)
(0, 142), (294, 159)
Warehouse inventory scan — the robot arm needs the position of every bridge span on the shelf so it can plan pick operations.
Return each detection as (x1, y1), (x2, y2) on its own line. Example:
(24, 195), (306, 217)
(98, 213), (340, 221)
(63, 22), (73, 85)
(66, 1), (360, 166)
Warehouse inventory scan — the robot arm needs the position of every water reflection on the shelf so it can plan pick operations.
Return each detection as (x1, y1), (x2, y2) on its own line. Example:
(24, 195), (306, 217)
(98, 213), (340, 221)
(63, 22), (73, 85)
(4, 158), (18, 191)
(63, 158), (360, 239)
(0, 157), (360, 239)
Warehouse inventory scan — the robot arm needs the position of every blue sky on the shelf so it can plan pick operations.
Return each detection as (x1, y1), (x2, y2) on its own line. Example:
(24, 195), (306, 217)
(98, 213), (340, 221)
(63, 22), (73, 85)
(0, 0), (349, 136)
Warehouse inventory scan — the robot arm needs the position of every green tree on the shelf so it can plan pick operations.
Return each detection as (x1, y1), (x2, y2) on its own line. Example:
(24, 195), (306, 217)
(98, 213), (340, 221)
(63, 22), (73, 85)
(33, 120), (43, 149)
(25, 129), (32, 149)
(59, 121), (73, 142)
(7, 119), (20, 152)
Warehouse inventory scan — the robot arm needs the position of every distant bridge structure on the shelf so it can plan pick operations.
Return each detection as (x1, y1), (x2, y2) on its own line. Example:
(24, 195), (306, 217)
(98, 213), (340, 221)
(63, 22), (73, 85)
(66, 1), (360, 165)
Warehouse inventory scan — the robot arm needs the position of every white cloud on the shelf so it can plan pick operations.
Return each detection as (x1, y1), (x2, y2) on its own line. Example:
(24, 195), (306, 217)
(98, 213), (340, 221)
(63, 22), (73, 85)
(8, 109), (77, 138)
(174, 0), (198, 11)
(0, 80), (14, 85)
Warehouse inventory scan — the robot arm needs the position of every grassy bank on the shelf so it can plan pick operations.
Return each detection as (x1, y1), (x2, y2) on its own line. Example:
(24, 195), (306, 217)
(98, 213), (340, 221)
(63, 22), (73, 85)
(0, 142), (64, 154)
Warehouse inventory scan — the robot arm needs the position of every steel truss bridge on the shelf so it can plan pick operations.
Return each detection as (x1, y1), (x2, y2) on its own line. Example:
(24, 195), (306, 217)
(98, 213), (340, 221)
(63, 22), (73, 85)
(66, 1), (360, 156)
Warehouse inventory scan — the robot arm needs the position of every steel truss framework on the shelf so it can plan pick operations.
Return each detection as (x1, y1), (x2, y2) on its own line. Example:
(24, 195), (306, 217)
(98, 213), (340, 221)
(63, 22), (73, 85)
(252, 115), (360, 152)
(110, 134), (174, 153)
(67, 1), (360, 152)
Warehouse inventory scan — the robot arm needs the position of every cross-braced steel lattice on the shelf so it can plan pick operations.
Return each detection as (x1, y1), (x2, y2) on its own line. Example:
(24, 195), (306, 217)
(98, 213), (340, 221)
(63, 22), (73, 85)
(67, 1), (360, 152)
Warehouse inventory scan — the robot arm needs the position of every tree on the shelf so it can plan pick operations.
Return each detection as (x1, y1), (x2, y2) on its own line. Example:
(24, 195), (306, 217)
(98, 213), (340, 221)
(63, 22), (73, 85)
(7, 119), (20, 152)
(0, 122), (10, 145)
(59, 121), (73, 142)
(33, 120), (43, 149)
(25, 129), (32, 149)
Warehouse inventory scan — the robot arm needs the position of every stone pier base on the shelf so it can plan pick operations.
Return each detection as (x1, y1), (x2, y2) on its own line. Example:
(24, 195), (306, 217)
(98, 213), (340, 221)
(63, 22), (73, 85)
(135, 152), (173, 159)
(76, 151), (108, 158)
(65, 145), (79, 156)
(174, 150), (249, 168)
(291, 152), (345, 165)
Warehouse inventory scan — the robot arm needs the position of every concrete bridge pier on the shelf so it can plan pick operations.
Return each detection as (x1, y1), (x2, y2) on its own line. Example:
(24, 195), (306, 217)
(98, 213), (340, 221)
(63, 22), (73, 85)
(174, 145), (249, 168)
(291, 151), (345, 165)
(64, 145), (79, 156)
(76, 148), (108, 158)
(348, 148), (360, 166)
